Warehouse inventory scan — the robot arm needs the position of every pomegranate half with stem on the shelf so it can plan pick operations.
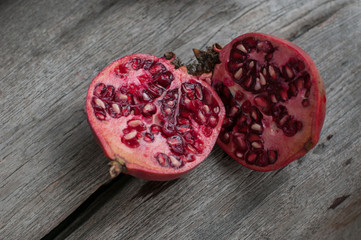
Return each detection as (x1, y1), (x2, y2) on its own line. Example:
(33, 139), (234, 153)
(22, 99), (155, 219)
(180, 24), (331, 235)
(208, 32), (326, 171)
(86, 53), (225, 181)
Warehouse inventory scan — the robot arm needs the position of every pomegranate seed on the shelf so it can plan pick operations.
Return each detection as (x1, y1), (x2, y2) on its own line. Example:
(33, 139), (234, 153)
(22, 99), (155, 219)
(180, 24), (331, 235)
(129, 58), (144, 70)
(246, 152), (258, 164)
(95, 112), (106, 120)
(232, 51), (244, 59)
(124, 130), (138, 140)
(256, 152), (268, 166)
(162, 122), (176, 136)
(259, 73), (266, 86)
(114, 92), (130, 102)
(254, 78), (261, 91)
(251, 141), (263, 149)
(249, 61), (255, 69)
(169, 155), (182, 168)
(233, 133), (247, 150)
(115, 64), (128, 75)
(197, 111), (207, 124)
(236, 43), (248, 53)
(155, 153), (169, 167)
(270, 94), (278, 103)
(186, 155), (196, 162)
(213, 106), (220, 114)
(154, 71), (174, 88)
(177, 117), (190, 125)
(128, 119), (144, 128)
(95, 98), (106, 109)
(284, 65), (294, 79)
(228, 105), (240, 117)
(278, 115), (288, 126)
(137, 74), (151, 83)
(235, 91), (244, 101)
(122, 106), (131, 117)
(167, 100), (175, 107)
(243, 76), (253, 88)
(167, 135), (184, 154)
(235, 151), (244, 159)
(254, 96), (269, 109)
(288, 83), (298, 97)
(296, 78), (304, 89)
(203, 127), (213, 137)
(241, 100), (251, 113)
(248, 133), (261, 142)
(176, 124), (192, 133)
(141, 59), (151, 69)
(268, 65), (277, 79)
(186, 144), (198, 154)
(142, 91), (151, 102)
(251, 123), (263, 132)
(143, 132), (154, 143)
(202, 105), (211, 115)
(208, 115), (218, 127)
(182, 83), (192, 93)
(195, 84), (203, 100)
(143, 103), (156, 116)
(234, 67), (243, 80)
(150, 124), (161, 134)
(149, 62), (166, 74)
(94, 83), (105, 97)
(183, 132), (194, 144)
(280, 89), (288, 101)
(267, 150), (278, 164)
(164, 107), (173, 116)
(262, 67), (267, 76)
(112, 104), (120, 114)
(193, 139), (204, 154)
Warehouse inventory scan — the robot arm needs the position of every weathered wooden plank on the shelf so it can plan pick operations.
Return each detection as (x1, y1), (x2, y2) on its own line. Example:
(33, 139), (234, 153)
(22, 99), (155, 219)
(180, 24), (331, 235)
(55, 0), (360, 239)
(1, 0), (360, 239)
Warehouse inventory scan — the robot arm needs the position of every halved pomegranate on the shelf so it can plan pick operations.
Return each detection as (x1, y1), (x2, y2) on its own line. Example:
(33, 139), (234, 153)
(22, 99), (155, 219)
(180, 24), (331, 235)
(86, 53), (225, 181)
(211, 33), (326, 171)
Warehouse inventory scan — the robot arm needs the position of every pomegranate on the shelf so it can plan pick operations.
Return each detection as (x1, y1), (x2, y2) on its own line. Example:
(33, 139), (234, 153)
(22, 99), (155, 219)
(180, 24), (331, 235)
(209, 33), (326, 171)
(86, 53), (225, 181)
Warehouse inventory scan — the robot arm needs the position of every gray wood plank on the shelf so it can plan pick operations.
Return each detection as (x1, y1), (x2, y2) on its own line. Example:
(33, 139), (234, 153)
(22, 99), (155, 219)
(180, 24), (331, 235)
(62, 0), (359, 239)
(1, 0), (360, 239)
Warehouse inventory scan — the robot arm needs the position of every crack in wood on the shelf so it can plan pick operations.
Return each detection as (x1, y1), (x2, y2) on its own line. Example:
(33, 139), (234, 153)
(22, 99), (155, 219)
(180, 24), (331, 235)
(287, 1), (350, 41)
(41, 174), (131, 240)
(131, 179), (179, 202)
(328, 195), (350, 210)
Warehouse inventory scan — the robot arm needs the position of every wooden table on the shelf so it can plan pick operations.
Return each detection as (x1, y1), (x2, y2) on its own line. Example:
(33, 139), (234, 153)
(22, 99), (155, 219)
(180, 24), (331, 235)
(1, 0), (360, 239)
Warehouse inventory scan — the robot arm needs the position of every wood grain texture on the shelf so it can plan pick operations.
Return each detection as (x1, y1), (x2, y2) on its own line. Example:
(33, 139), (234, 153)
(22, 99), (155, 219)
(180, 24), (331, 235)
(1, 0), (360, 239)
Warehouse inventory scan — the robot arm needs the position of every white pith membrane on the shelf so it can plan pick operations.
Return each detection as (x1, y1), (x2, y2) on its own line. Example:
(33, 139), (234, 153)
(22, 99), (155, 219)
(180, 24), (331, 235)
(212, 33), (323, 170)
(86, 54), (224, 179)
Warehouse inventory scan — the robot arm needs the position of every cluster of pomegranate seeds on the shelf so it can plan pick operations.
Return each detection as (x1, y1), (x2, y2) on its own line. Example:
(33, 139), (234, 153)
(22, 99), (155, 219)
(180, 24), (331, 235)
(214, 35), (315, 167)
(89, 55), (223, 170)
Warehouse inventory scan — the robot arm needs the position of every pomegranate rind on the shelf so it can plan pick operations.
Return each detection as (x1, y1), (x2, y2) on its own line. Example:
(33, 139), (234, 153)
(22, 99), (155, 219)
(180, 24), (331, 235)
(86, 54), (225, 181)
(212, 32), (326, 171)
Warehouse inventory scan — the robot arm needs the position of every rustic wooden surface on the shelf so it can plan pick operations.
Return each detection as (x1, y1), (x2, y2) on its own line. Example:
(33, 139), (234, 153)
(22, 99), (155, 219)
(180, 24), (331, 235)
(1, 0), (360, 239)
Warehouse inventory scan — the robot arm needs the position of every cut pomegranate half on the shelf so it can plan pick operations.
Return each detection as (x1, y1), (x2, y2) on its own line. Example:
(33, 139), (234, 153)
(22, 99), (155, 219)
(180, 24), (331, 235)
(86, 53), (225, 180)
(211, 33), (326, 171)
